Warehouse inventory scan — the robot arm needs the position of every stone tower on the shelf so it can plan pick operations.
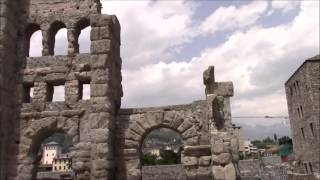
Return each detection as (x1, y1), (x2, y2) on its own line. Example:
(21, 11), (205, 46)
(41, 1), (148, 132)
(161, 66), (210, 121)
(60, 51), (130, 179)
(285, 55), (320, 177)
(0, 0), (240, 180)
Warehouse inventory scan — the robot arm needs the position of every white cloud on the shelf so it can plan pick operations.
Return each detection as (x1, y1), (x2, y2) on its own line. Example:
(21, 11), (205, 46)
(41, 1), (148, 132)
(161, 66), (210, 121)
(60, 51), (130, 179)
(199, 1), (268, 36)
(78, 27), (91, 54)
(54, 28), (68, 55)
(102, 0), (197, 69)
(271, 0), (300, 13)
(116, 0), (319, 123)
(27, 0), (319, 126)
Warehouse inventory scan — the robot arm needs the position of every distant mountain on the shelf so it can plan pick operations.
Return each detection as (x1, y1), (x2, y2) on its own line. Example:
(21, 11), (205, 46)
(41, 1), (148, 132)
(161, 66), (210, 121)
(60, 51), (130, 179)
(236, 120), (291, 140)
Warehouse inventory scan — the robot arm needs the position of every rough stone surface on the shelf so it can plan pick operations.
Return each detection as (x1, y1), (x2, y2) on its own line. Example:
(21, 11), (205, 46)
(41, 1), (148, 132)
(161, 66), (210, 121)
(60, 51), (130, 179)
(0, 0), (241, 180)
(285, 55), (320, 177)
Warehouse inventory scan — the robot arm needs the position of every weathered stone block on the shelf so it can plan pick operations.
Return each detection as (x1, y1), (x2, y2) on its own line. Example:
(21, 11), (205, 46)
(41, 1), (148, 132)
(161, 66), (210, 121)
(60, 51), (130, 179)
(182, 156), (198, 166)
(212, 153), (231, 165)
(212, 165), (225, 180)
(199, 156), (211, 166)
(224, 163), (236, 180)
(90, 54), (109, 69)
(91, 39), (111, 54)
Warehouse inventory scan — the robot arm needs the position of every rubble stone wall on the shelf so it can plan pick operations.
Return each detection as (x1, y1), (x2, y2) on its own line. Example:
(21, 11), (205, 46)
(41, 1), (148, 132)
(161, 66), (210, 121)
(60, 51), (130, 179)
(142, 165), (186, 180)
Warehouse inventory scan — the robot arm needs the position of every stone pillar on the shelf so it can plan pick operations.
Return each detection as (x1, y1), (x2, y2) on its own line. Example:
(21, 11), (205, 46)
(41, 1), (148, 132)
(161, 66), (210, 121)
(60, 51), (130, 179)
(67, 28), (78, 55)
(41, 26), (50, 56)
(0, 0), (20, 179)
(203, 66), (240, 180)
(88, 14), (122, 180)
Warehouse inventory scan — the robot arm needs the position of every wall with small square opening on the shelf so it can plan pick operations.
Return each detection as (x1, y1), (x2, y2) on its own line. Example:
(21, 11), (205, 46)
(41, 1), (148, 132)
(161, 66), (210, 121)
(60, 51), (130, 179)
(23, 84), (34, 103)
(79, 80), (91, 100)
(47, 83), (65, 102)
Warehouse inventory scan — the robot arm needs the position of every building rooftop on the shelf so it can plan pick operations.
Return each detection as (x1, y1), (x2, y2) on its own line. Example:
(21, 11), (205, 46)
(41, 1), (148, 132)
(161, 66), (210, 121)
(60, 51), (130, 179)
(285, 54), (320, 85)
(44, 141), (60, 146)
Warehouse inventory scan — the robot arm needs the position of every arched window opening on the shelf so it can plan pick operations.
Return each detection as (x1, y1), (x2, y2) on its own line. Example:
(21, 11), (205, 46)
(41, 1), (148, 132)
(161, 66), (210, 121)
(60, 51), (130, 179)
(142, 128), (183, 166)
(48, 21), (67, 55)
(25, 23), (42, 57)
(78, 26), (91, 53)
(35, 133), (74, 178)
(76, 18), (91, 54)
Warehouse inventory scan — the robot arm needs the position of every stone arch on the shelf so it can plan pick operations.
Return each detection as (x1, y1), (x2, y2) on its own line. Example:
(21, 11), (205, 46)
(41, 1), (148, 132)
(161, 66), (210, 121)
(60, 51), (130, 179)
(48, 21), (67, 55)
(74, 17), (91, 54)
(25, 23), (41, 57)
(17, 117), (78, 180)
(123, 110), (200, 180)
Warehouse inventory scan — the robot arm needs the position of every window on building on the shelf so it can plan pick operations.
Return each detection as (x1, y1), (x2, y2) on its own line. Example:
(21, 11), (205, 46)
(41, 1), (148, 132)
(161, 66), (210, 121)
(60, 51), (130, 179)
(59, 166), (61, 170)
(46, 154), (48, 157)
(300, 106), (303, 117)
(304, 163), (308, 173)
(309, 162), (313, 173)
(47, 83), (65, 102)
(310, 123), (314, 136)
(301, 128), (305, 139)
(64, 166), (66, 170)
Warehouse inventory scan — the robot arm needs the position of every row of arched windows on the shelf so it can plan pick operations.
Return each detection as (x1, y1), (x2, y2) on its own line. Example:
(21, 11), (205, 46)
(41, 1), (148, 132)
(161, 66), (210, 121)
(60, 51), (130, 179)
(26, 19), (91, 57)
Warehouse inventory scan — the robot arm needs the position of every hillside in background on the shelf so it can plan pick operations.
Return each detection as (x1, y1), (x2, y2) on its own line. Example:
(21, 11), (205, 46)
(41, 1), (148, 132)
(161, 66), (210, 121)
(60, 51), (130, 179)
(237, 120), (291, 140)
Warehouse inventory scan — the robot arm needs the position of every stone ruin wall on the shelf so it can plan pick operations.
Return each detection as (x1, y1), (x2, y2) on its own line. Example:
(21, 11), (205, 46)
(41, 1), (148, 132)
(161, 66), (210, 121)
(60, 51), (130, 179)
(0, 0), (241, 179)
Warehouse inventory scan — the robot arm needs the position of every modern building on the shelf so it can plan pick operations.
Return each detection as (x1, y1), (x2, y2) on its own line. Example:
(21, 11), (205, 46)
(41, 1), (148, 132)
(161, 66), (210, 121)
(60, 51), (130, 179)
(232, 124), (245, 154)
(52, 154), (72, 172)
(40, 141), (72, 173)
(243, 140), (257, 155)
(285, 54), (320, 176)
(42, 141), (61, 165)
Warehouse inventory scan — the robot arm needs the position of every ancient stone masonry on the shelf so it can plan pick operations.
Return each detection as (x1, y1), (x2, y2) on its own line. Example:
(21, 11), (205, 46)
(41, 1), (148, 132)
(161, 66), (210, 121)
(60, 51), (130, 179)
(0, 0), (240, 180)
(285, 55), (320, 179)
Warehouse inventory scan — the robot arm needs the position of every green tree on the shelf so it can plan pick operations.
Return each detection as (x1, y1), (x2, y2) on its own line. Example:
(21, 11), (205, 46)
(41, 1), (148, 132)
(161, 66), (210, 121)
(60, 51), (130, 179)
(252, 140), (266, 149)
(262, 137), (275, 144)
(278, 136), (292, 145)
(157, 150), (179, 165)
(142, 153), (157, 166)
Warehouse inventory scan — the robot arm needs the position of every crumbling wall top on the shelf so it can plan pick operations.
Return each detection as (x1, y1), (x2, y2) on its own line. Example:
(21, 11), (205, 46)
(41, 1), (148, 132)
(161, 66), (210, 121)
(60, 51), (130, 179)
(28, 0), (101, 19)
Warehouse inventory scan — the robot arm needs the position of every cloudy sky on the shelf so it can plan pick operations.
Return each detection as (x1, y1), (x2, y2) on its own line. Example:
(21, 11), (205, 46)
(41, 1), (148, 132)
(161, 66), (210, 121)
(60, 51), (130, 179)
(29, 0), (319, 126)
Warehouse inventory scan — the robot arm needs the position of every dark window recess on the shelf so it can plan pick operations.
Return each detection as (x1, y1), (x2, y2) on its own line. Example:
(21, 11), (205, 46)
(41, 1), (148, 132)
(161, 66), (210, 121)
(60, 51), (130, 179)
(301, 128), (305, 139)
(310, 123), (314, 136)
(300, 106), (303, 117)
(297, 108), (301, 118)
(46, 84), (54, 102)
(304, 163), (308, 173)
(23, 85), (34, 103)
(309, 162), (313, 173)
